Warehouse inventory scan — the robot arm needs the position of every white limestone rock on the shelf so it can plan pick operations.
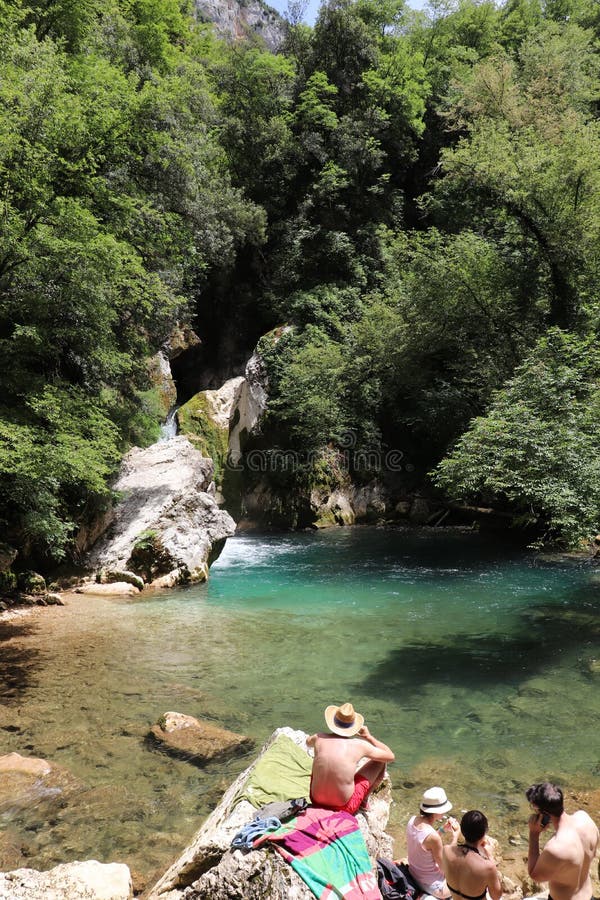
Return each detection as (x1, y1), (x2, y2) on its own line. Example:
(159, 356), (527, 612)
(75, 582), (140, 597)
(193, 0), (284, 51)
(0, 860), (132, 900)
(87, 437), (235, 584)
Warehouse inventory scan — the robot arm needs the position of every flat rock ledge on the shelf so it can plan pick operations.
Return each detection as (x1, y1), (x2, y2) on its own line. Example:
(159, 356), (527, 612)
(0, 860), (132, 900)
(147, 727), (393, 900)
(149, 712), (254, 765)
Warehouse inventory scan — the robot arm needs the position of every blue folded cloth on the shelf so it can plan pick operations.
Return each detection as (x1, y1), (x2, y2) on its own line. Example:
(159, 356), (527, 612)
(231, 816), (282, 850)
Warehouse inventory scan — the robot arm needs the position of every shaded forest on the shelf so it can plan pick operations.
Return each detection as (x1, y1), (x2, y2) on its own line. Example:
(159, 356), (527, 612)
(0, 0), (599, 568)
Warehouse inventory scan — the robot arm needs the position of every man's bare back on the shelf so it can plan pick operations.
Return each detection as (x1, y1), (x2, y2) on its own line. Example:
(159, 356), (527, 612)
(527, 782), (599, 900)
(307, 703), (395, 812)
(539, 811), (598, 900)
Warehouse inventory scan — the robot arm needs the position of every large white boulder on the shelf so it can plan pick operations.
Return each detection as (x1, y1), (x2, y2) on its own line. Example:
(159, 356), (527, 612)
(87, 437), (235, 584)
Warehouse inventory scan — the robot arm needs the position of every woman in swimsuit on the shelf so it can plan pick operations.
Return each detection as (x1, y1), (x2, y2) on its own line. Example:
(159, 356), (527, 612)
(442, 811), (503, 900)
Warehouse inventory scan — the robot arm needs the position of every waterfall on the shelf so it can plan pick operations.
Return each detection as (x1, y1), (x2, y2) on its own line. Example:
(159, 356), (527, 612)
(159, 405), (179, 441)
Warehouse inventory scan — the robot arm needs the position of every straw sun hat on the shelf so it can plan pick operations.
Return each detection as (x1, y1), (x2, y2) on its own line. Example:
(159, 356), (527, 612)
(324, 702), (364, 737)
(420, 786), (453, 815)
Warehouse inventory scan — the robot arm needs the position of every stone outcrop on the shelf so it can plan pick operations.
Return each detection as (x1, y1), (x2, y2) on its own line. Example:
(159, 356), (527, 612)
(164, 324), (202, 361)
(149, 711), (254, 765)
(98, 569), (145, 591)
(228, 353), (268, 467)
(87, 437), (235, 586)
(242, 478), (393, 530)
(0, 860), (133, 900)
(0, 543), (17, 572)
(148, 727), (393, 900)
(310, 482), (389, 528)
(193, 0), (285, 52)
(75, 581), (141, 597)
(148, 350), (178, 420)
(178, 352), (268, 511)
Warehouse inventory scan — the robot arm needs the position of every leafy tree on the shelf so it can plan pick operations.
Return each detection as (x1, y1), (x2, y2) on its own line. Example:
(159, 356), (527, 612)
(432, 25), (600, 328)
(435, 330), (600, 547)
(261, 325), (348, 450)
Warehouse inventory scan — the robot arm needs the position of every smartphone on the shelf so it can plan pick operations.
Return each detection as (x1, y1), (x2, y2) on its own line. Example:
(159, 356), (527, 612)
(541, 813), (551, 827)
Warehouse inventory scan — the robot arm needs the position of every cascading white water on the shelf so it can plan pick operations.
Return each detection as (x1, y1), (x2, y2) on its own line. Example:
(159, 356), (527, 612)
(159, 405), (179, 441)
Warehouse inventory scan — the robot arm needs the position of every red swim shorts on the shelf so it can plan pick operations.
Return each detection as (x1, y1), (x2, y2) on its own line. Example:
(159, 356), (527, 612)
(340, 773), (372, 814)
(310, 773), (372, 815)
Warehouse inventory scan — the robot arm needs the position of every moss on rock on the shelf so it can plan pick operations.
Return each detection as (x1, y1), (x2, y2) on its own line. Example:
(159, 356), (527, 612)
(178, 392), (229, 486)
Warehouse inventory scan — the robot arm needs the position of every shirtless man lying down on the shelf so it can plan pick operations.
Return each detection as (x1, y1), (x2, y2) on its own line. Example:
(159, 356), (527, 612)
(307, 702), (395, 814)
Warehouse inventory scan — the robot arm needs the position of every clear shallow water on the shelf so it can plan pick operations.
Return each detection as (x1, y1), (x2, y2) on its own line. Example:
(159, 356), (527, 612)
(1, 527), (599, 884)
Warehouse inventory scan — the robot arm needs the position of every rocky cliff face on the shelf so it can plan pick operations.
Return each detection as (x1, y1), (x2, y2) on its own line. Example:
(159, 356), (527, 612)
(193, 0), (285, 51)
(178, 352), (269, 514)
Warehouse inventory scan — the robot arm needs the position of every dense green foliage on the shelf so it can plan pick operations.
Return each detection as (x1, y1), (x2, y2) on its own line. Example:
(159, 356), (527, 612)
(436, 330), (600, 546)
(1, 0), (599, 564)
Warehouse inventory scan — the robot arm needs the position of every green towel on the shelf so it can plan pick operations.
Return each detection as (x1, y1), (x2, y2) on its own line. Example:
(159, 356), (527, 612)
(235, 734), (313, 808)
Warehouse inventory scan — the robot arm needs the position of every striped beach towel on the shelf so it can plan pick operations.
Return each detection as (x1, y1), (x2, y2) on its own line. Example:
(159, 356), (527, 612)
(255, 805), (381, 899)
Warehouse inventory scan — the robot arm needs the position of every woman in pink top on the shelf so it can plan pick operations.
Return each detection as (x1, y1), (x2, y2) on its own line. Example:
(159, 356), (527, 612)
(406, 787), (460, 898)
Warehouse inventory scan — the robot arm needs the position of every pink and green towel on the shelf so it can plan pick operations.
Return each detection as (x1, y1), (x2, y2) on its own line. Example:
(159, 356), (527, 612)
(255, 805), (381, 899)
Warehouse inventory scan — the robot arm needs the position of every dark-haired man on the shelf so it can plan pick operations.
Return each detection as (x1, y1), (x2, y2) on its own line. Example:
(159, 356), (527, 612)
(526, 782), (599, 900)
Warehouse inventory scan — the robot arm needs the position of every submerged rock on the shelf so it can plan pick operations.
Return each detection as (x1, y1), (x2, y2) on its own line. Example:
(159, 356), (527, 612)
(149, 712), (253, 765)
(0, 752), (84, 816)
(148, 727), (393, 900)
(0, 860), (132, 900)
(87, 437), (235, 585)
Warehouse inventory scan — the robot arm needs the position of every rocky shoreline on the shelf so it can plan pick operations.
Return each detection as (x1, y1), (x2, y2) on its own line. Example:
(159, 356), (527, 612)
(4, 727), (598, 900)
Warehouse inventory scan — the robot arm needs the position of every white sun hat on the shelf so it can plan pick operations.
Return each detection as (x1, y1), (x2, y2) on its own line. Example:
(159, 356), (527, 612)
(420, 786), (453, 815)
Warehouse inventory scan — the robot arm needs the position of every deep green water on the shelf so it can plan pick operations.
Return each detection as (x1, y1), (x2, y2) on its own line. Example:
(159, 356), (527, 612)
(1, 527), (599, 883)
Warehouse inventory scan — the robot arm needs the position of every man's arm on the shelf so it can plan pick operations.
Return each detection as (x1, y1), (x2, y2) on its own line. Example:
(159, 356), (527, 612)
(357, 725), (395, 762)
(306, 733), (317, 749)
(527, 814), (557, 881)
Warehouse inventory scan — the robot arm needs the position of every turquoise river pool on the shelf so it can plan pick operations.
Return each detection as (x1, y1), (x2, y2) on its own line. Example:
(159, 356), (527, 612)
(0, 526), (599, 886)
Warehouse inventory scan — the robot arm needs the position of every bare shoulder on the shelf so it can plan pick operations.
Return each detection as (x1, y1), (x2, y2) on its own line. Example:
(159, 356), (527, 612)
(572, 809), (598, 832)
(572, 810), (600, 848)
(351, 736), (375, 757)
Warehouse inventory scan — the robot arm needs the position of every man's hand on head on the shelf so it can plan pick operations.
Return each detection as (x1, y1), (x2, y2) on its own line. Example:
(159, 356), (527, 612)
(528, 813), (544, 836)
(358, 725), (372, 740)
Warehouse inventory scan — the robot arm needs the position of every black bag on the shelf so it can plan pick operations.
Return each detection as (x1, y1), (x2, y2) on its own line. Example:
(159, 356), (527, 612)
(254, 797), (308, 822)
(377, 859), (422, 900)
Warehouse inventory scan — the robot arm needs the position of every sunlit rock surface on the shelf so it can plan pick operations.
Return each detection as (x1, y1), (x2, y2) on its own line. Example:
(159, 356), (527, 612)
(148, 727), (392, 900)
(87, 437), (235, 585)
(149, 712), (254, 765)
(0, 860), (132, 900)
(193, 0), (284, 51)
